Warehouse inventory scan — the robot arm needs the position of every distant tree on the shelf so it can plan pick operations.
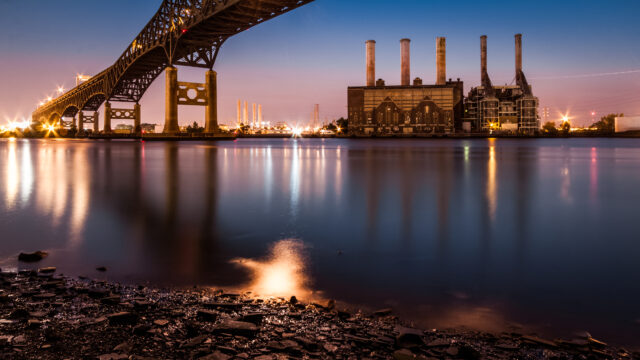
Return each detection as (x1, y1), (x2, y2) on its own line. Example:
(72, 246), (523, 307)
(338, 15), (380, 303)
(542, 121), (558, 135)
(560, 121), (571, 136)
(590, 113), (623, 134)
(325, 123), (337, 131)
(336, 117), (348, 133)
(186, 121), (204, 134)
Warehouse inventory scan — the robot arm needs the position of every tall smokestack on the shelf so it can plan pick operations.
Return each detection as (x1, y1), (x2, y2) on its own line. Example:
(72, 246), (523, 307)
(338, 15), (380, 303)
(252, 103), (257, 128)
(243, 101), (248, 126)
(481, 35), (488, 82)
(400, 38), (411, 86)
(314, 104), (319, 127)
(515, 33), (523, 75)
(258, 105), (263, 125)
(237, 100), (241, 125)
(366, 40), (376, 87)
(436, 37), (446, 85)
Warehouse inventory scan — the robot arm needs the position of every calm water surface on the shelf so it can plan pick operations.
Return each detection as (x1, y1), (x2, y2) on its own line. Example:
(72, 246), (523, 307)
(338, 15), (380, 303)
(1, 138), (639, 345)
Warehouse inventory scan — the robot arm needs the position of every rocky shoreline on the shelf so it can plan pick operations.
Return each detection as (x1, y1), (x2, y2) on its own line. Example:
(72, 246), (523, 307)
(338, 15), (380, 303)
(0, 268), (637, 359)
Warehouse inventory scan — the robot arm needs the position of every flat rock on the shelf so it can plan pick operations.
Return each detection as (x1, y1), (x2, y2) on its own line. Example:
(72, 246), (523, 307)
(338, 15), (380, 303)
(213, 320), (259, 337)
(18, 251), (48, 262)
(107, 312), (138, 326)
(32, 292), (56, 300)
(374, 308), (393, 316)
(521, 335), (557, 348)
(199, 351), (231, 360)
(101, 296), (121, 305)
(396, 327), (424, 348)
(239, 312), (265, 325)
(153, 319), (169, 327)
(426, 338), (450, 347)
(88, 288), (110, 299)
(393, 349), (416, 360)
(97, 353), (128, 360)
(197, 309), (218, 322)
(203, 302), (242, 311)
(38, 267), (56, 274)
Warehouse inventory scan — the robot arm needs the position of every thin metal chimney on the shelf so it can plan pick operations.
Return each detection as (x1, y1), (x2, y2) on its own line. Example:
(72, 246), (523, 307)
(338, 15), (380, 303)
(481, 35), (488, 82)
(252, 103), (257, 128)
(436, 37), (446, 85)
(366, 40), (376, 87)
(236, 100), (241, 125)
(515, 33), (523, 74)
(243, 101), (248, 125)
(400, 38), (411, 86)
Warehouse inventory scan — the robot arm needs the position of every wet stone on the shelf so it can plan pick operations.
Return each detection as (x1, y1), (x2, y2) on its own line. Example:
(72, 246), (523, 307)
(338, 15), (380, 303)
(101, 296), (121, 305)
(239, 312), (264, 325)
(18, 251), (48, 262)
(38, 267), (56, 274)
(213, 320), (259, 337)
(88, 288), (110, 299)
(196, 309), (218, 322)
(396, 327), (425, 348)
(199, 351), (231, 360)
(153, 319), (169, 327)
(107, 312), (138, 326)
(374, 308), (393, 316)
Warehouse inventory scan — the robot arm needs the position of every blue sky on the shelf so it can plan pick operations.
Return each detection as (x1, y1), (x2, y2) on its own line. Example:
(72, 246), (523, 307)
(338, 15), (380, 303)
(1, 0), (639, 126)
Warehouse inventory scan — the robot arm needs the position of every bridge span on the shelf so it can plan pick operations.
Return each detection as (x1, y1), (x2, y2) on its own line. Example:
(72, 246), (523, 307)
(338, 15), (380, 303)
(32, 0), (313, 135)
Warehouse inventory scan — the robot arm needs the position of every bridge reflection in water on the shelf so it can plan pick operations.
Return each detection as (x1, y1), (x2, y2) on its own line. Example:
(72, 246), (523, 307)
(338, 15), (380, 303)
(2, 138), (640, 345)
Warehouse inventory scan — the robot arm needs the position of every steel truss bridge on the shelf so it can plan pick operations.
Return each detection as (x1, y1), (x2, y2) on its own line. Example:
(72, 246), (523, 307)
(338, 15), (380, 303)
(32, 0), (313, 133)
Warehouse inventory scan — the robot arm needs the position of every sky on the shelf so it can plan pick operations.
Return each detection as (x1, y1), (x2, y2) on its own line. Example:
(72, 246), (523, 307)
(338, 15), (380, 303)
(0, 0), (639, 127)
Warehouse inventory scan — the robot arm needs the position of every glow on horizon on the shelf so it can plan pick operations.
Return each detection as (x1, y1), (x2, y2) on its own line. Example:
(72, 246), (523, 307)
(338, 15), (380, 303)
(1, 0), (639, 127)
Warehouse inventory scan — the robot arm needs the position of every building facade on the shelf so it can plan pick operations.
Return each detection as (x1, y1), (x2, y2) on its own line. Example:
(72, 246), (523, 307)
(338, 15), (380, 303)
(348, 80), (464, 136)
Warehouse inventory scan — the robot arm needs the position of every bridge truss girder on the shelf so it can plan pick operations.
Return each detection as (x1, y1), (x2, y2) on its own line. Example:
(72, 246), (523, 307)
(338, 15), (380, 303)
(32, 0), (314, 126)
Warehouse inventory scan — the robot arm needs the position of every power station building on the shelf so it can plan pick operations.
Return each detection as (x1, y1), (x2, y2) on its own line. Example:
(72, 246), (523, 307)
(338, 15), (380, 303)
(348, 38), (464, 136)
(464, 34), (539, 134)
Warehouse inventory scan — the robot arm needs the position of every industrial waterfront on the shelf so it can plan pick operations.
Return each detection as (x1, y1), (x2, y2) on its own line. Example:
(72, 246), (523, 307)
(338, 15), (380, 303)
(2, 0), (640, 357)
(1, 137), (640, 350)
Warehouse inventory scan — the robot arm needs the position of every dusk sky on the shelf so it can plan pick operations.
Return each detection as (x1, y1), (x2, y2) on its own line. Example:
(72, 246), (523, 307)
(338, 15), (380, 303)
(1, 0), (639, 127)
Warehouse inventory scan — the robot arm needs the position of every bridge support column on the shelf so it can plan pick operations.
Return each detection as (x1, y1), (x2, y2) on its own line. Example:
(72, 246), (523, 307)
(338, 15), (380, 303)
(104, 102), (112, 133)
(78, 112), (84, 134)
(205, 70), (218, 134)
(164, 66), (179, 134)
(134, 103), (141, 134)
(93, 111), (99, 133)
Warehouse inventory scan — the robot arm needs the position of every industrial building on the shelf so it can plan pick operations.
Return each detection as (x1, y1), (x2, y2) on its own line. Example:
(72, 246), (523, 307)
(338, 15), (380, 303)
(464, 34), (539, 134)
(615, 116), (640, 133)
(348, 38), (464, 136)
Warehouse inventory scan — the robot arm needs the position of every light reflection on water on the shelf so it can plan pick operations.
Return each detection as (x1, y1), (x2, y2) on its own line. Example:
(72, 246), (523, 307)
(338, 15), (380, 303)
(231, 239), (313, 300)
(1, 138), (640, 345)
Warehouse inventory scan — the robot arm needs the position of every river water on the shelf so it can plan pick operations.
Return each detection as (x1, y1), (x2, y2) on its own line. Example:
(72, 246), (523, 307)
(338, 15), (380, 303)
(1, 137), (639, 345)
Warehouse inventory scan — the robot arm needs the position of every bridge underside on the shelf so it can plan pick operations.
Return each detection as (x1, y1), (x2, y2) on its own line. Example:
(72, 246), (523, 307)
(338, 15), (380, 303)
(33, 0), (314, 131)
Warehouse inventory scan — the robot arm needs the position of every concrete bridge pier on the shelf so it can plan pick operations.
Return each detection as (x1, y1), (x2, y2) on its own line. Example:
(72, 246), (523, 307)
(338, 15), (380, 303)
(78, 112), (84, 133)
(104, 102), (112, 133)
(205, 70), (218, 134)
(164, 66), (179, 134)
(93, 111), (99, 133)
(134, 103), (141, 134)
